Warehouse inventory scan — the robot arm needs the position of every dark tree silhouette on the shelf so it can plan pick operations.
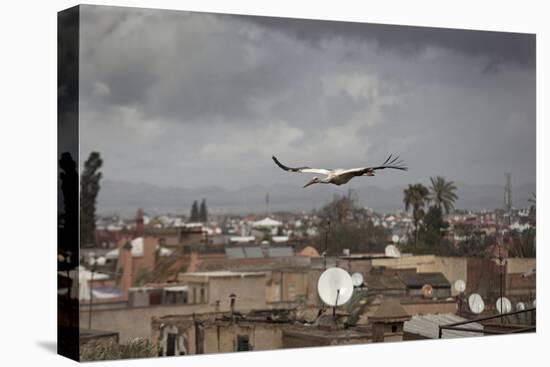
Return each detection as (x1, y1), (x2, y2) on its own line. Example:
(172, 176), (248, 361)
(404, 183), (430, 249)
(190, 200), (199, 222)
(199, 198), (208, 223)
(59, 152), (78, 265)
(315, 194), (387, 255)
(80, 152), (102, 247)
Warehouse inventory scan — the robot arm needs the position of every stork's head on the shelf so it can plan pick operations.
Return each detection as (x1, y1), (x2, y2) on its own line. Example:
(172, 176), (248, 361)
(303, 177), (321, 188)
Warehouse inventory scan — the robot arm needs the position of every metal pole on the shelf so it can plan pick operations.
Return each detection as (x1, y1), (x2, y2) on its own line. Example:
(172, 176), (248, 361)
(88, 268), (94, 329)
(324, 218), (331, 270)
(499, 245), (504, 323)
(333, 289), (340, 319)
(500, 266), (504, 323)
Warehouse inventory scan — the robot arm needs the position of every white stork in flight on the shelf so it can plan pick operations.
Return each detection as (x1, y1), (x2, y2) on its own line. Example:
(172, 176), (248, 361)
(272, 154), (407, 188)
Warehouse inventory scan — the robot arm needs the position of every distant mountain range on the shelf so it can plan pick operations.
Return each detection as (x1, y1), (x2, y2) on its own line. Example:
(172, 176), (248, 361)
(96, 180), (536, 217)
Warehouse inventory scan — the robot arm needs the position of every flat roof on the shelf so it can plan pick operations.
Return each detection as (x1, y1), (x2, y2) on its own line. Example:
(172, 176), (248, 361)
(283, 326), (371, 340)
(182, 270), (267, 278)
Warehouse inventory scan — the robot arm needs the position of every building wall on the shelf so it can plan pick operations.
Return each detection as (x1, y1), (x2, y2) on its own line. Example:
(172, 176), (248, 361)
(131, 236), (158, 276)
(372, 256), (468, 296)
(266, 271), (309, 304)
(253, 325), (284, 351)
(207, 275), (269, 311)
(154, 320), (285, 355)
(282, 333), (371, 348)
(507, 258), (536, 274)
(432, 257), (468, 296)
(80, 303), (208, 343)
(86, 271), (309, 344)
(401, 301), (456, 315)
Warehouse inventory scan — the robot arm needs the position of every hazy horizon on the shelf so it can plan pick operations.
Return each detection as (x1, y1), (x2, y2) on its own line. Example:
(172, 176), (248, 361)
(95, 178), (536, 217)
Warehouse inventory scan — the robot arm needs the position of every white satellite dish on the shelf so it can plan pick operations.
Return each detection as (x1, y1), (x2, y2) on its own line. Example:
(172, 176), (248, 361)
(317, 268), (354, 307)
(385, 244), (401, 258)
(351, 272), (364, 287)
(454, 279), (466, 293)
(468, 293), (485, 314)
(516, 302), (526, 311)
(496, 297), (512, 314)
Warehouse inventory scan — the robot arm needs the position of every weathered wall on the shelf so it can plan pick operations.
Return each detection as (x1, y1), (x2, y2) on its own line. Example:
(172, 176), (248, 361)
(507, 258), (536, 274)
(207, 275), (269, 311)
(401, 301), (456, 315)
(432, 257), (468, 296)
(80, 303), (207, 343)
(198, 323), (284, 354)
(372, 256), (468, 296)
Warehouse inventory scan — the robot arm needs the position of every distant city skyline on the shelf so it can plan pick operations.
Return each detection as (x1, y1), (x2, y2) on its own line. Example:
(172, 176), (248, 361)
(80, 5), (536, 192)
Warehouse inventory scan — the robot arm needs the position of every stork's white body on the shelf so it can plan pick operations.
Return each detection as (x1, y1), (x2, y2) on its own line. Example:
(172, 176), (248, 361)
(322, 169), (366, 185)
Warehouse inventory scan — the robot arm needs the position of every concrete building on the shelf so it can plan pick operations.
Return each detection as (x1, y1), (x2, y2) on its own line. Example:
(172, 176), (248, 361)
(369, 297), (411, 343)
(152, 311), (293, 356)
(177, 271), (269, 311)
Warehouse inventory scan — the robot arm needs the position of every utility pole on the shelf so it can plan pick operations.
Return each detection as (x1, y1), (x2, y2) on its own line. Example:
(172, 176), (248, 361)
(323, 218), (331, 270)
(504, 173), (512, 225)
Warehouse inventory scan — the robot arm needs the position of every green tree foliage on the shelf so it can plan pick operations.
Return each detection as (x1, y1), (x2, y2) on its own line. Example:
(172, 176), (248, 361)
(80, 152), (102, 247)
(458, 232), (492, 257)
(401, 206), (452, 255)
(189, 200), (199, 222)
(509, 228), (536, 258)
(429, 176), (458, 214)
(403, 183), (429, 249)
(199, 198), (208, 223)
(423, 206), (448, 252)
(315, 194), (387, 255)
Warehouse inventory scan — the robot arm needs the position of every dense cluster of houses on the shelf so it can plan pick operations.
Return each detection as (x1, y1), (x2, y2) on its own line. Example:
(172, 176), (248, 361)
(59, 205), (535, 359)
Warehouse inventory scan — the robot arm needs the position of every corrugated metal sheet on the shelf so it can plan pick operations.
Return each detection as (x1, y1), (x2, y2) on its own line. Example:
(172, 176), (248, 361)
(366, 275), (407, 290)
(268, 247), (294, 257)
(225, 247), (245, 259)
(404, 313), (484, 339)
(398, 272), (451, 288)
(243, 246), (264, 258)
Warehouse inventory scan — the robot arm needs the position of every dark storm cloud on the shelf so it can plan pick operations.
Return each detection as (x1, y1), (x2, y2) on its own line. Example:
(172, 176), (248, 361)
(236, 15), (536, 68)
(78, 5), (535, 192)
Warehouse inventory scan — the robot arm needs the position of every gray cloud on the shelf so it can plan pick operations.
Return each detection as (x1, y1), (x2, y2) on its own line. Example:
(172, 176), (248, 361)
(236, 15), (536, 68)
(79, 5), (535, 196)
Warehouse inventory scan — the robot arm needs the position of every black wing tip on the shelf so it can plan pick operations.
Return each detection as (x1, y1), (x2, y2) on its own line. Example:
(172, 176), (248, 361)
(377, 153), (408, 171)
(272, 155), (289, 171)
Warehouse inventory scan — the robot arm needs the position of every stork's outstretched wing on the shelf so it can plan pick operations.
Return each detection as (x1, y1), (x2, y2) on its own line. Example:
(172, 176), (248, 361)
(340, 154), (408, 177)
(272, 156), (331, 175)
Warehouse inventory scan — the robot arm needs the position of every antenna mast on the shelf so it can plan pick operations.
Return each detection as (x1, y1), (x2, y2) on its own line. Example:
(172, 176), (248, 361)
(323, 218), (331, 269)
(504, 173), (512, 224)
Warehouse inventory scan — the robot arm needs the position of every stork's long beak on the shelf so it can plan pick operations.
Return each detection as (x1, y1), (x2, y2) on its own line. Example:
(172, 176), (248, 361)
(303, 178), (316, 188)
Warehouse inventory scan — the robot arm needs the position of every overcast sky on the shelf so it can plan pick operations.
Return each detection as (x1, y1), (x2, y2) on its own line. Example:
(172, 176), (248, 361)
(80, 5), (536, 191)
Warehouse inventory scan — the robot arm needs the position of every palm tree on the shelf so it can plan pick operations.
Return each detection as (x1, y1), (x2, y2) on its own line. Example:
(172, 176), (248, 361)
(429, 176), (458, 214)
(404, 183), (430, 249)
